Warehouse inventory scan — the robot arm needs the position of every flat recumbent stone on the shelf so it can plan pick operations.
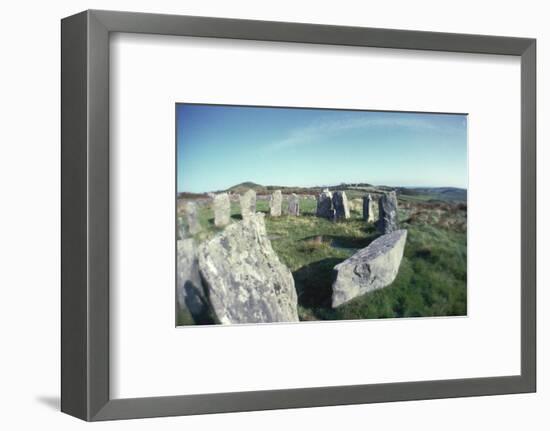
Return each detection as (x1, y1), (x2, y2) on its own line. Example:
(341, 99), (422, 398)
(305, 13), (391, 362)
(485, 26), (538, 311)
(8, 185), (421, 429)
(332, 229), (407, 308)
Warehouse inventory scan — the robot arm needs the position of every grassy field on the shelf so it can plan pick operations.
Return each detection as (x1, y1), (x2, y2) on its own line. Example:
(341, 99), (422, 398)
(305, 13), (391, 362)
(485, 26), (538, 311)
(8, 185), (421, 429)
(177, 192), (467, 324)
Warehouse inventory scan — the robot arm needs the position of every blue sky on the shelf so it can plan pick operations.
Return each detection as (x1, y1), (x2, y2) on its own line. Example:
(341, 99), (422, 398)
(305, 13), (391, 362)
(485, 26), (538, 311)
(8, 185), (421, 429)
(176, 104), (467, 193)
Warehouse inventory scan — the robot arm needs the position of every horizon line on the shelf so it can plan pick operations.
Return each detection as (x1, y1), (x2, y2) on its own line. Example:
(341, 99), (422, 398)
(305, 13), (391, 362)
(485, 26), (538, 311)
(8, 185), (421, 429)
(177, 184), (468, 194)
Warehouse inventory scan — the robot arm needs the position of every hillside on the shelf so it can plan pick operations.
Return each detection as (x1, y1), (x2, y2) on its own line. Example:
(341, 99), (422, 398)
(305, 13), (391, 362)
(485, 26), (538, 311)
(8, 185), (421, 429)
(218, 183), (466, 203)
(226, 182), (267, 194)
(399, 187), (467, 202)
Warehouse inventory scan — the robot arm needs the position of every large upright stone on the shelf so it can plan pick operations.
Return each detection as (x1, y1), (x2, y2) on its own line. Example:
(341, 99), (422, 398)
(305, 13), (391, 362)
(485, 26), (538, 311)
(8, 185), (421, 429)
(239, 189), (257, 220)
(213, 193), (231, 227)
(377, 191), (398, 234)
(198, 213), (299, 324)
(316, 189), (335, 220)
(332, 191), (350, 221)
(288, 193), (300, 216)
(177, 215), (186, 240)
(269, 190), (282, 217)
(185, 201), (202, 235)
(177, 238), (208, 322)
(332, 229), (408, 307)
(362, 194), (375, 223)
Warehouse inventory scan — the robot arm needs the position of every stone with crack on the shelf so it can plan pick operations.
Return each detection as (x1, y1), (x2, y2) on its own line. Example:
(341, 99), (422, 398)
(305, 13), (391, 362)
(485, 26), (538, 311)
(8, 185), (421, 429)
(213, 193), (231, 227)
(269, 190), (282, 217)
(377, 191), (399, 234)
(239, 189), (256, 221)
(198, 213), (299, 324)
(332, 229), (407, 307)
(332, 191), (350, 220)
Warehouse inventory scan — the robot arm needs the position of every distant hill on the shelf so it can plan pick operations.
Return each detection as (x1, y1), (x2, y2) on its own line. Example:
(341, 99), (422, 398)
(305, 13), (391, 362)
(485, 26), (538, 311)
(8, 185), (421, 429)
(225, 182), (323, 195)
(399, 187), (467, 202)
(211, 182), (466, 202)
(226, 182), (268, 194)
(177, 191), (208, 199)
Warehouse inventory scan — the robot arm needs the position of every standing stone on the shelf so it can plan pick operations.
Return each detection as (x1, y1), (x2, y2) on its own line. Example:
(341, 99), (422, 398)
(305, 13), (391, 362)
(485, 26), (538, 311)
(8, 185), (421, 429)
(377, 191), (398, 233)
(239, 189), (257, 220)
(288, 193), (300, 216)
(362, 194), (375, 223)
(198, 213), (299, 324)
(269, 190), (282, 217)
(177, 238), (209, 322)
(213, 193), (231, 227)
(177, 199), (186, 215)
(177, 215), (186, 240)
(185, 201), (202, 235)
(332, 191), (350, 221)
(316, 189), (335, 220)
(332, 229), (408, 307)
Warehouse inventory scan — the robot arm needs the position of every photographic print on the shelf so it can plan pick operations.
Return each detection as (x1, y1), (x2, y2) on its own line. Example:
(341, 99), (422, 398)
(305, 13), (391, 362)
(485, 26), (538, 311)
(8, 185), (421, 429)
(176, 104), (467, 326)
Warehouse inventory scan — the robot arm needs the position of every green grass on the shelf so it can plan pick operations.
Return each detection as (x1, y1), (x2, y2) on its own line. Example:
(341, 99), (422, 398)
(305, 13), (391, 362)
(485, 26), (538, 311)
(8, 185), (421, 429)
(178, 195), (467, 323)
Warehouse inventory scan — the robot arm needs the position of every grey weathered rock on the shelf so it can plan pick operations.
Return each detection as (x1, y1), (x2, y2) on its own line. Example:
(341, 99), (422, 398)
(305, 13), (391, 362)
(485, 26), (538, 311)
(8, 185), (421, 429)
(185, 201), (202, 235)
(177, 238), (209, 321)
(316, 189), (335, 220)
(269, 190), (282, 217)
(332, 229), (408, 307)
(362, 194), (375, 223)
(213, 193), (231, 227)
(198, 213), (299, 324)
(177, 199), (186, 215)
(177, 215), (186, 240)
(288, 193), (300, 216)
(377, 191), (398, 234)
(239, 189), (257, 221)
(332, 191), (350, 221)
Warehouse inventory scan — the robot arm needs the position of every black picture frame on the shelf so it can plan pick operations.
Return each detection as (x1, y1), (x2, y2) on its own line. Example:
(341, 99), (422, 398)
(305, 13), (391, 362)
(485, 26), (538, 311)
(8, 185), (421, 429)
(61, 9), (536, 421)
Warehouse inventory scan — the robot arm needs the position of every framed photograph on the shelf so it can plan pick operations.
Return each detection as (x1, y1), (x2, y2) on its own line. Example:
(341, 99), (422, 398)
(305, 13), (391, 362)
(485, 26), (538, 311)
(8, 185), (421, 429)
(61, 9), (536, 421)
(175, 103), (468, 325)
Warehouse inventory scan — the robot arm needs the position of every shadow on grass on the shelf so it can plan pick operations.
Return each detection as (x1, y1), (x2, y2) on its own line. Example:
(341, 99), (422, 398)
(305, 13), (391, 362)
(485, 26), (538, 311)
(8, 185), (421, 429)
(361, 224), (378, 235)
(293, 258), (343, 309)
(300, 209), (317, 217)
(299, 234), (379, 251)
